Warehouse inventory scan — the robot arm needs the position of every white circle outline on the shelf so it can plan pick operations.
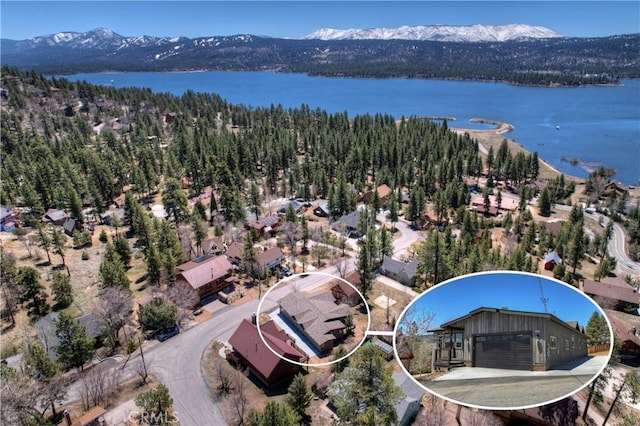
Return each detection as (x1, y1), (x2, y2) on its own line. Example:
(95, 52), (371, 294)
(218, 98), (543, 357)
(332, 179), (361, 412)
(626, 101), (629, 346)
(256, 271), (372, 368)
(392, 270), (615, 411)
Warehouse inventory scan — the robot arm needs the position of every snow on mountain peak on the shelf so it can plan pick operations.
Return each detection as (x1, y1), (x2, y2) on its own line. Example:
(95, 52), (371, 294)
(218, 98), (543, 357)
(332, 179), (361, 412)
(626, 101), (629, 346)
(304, 24), (562, 42)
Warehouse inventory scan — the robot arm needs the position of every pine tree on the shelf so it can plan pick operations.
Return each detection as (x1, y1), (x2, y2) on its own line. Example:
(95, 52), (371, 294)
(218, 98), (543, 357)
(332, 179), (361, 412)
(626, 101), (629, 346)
(114, 235), (132, 267)
(99, 243), (131, 290)
(538, 187), (553, 216)
(300, 215), (310, 254)
(356, 230), (376, 299)
(51, 271), (73, 309)
(285, 373), (312, 419)
(388, 190), (399, 232)
(327, 343), (402, 425)
(55, 312), (95, 371)
(50, 228), (69, 275)
(585, 311), (610, 346)
(16, 266), (49, 319)
(162, 177), (188, 223)
(135, 384), (175, 424)
(247, 401), (299, 426)
(379, 225), (393, 263)
(23, 340), (66, 418)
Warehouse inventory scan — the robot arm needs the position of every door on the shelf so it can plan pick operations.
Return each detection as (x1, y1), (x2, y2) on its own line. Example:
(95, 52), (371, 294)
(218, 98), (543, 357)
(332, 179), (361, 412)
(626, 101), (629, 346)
(473, 332), (532, 370)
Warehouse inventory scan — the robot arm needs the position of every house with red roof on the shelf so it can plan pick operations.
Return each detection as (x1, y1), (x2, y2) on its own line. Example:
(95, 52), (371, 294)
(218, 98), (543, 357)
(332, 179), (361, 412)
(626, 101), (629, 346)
(43, 208), (68, 226)
(257, 247), (284, 274)
(581, 278), (639, 311)
(606, 314), (640, 365)
(246, 215), (280, 239)
(228, 318), (304, 387)
(362, 184), (392, 205)
(176, 254), (234, 299)
(543, 251), (562, 271)
(331, 272), (361, 306)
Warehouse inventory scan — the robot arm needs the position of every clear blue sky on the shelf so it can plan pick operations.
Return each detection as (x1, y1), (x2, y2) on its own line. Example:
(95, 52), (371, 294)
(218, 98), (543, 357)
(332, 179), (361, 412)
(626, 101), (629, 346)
(402, 272), (601, 331)
(1, 1), (638, 40)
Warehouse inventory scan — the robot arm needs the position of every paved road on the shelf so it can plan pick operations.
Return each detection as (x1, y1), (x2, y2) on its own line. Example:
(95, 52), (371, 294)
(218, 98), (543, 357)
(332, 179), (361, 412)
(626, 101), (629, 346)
(377, 211), (422, 259)
(555, 205), (639, 277)
(425, 374), (594, 409)
(63, 214), (424, 424)
(71, 270), (350, 426)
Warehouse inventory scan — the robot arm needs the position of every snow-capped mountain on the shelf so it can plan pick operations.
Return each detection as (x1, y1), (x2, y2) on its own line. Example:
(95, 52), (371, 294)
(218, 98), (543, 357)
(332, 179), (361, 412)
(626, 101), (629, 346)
(6, 28), (190, 51)
(305, 24), (562, 42)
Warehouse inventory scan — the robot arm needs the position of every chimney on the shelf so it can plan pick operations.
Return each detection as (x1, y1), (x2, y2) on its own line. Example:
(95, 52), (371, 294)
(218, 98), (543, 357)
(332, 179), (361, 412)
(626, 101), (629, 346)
(63, 410), (72, 426)
(251, 313), (257, 325)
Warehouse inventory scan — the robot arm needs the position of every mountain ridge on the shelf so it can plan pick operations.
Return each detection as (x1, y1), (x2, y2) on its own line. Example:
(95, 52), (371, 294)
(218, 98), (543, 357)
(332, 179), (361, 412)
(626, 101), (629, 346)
(304, 24), (562, 42)
(2, 28), (638, 86)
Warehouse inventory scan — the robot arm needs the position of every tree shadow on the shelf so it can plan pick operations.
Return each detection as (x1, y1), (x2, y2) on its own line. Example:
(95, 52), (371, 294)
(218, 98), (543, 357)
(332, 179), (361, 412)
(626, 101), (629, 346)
(536, 397), (579, 425)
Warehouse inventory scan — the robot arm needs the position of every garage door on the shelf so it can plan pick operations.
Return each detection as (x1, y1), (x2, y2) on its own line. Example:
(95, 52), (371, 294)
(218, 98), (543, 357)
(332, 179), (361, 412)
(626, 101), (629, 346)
(473, 332), (532, 370)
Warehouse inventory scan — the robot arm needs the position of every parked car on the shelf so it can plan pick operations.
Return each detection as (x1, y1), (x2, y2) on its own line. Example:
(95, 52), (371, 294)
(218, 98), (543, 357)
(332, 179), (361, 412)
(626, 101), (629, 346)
(157, 325), (180, 342)
(280, 266), (292, 277)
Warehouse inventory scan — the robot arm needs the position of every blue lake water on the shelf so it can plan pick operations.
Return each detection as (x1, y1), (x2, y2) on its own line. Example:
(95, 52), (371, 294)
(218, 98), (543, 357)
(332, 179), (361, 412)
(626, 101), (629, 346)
(64, 72), (640, 185)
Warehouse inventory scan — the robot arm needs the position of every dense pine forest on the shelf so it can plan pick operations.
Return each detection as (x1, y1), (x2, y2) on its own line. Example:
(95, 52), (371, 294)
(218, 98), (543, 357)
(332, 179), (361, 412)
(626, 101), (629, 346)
(0, 66), (558, 284)
(3, 33), (639, 86)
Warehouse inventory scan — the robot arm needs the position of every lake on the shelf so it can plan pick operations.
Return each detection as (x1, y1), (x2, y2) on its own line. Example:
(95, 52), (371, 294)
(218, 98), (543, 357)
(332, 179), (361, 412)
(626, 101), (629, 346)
(63, 72), (640, 185)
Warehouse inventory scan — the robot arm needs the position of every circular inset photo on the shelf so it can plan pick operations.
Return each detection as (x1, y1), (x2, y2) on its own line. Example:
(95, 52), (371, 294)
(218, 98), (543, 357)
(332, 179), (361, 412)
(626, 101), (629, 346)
(393, 271), (613, 410)
(255, 272), (370, 368)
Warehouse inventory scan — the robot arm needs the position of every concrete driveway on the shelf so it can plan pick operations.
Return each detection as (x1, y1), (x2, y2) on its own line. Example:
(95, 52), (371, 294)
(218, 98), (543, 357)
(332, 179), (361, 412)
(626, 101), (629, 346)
(432, 356), (607, 381)
(421, 356), (608, 409)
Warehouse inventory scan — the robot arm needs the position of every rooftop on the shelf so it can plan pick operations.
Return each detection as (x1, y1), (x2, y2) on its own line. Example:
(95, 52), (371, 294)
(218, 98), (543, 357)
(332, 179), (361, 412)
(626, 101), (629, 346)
(279, 291), (351, 349)
(176, 255), (233, 289)
(228, 319), (304, 381)
(583, 278), (639, 305)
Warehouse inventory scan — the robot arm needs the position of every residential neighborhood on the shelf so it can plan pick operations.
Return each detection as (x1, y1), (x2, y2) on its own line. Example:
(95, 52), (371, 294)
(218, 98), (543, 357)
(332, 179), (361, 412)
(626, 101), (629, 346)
(1, 68), (639, 426)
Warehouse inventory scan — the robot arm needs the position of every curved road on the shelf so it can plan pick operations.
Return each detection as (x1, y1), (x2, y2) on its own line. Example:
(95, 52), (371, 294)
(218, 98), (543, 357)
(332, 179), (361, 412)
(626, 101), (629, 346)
(555, 205), (639, 278)
(69, 203), (640, 425)
(79, 214), (420, 425)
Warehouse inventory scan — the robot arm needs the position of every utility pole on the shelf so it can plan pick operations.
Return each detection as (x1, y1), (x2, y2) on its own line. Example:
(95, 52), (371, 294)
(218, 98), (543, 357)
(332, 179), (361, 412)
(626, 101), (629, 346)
(138, 336), (148, 383)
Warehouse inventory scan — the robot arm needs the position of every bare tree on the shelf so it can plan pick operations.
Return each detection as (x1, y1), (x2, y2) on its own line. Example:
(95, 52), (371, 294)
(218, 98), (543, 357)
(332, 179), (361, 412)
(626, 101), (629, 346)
(134, 357), (151, 385)
(0, 371), (47, 425)
(177, 223), (193, 260)
(166, 283), (199, 325)
(230, 369), (248, 425)
(400, 305), (438, 374)
(94, 286), (133, 351)
(416, 394), (449, 425)
(79, 363), (120, 410)
(213, 358), (233, 397)
(281, 221), (300, 255)
(603, 371), (640, 425)
(334, 257), (349, 279)
(461, 408), (503, 426)
(12, 228), (34, 258)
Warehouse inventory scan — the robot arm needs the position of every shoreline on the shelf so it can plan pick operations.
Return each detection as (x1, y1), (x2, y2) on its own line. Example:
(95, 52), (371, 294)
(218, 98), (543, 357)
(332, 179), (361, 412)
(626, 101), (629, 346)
(450, 118), (581, 182)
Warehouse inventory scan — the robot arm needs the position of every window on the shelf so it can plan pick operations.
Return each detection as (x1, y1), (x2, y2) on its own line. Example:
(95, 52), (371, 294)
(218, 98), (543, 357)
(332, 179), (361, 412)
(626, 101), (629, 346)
(550, 336), (557, 349)
(571, 337), (575, 349)
(564, 339), (570, 351)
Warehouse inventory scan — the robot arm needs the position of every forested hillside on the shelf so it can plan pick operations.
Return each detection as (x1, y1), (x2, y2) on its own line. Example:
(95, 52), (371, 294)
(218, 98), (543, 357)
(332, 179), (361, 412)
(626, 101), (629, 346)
(2, 33), (639, 86)
(1, 67), (546, 277)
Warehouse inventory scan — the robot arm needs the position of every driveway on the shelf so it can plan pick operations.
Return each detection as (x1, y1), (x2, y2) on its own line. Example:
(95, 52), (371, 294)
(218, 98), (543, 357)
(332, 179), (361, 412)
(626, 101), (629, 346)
(421, 356), (608, 409)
